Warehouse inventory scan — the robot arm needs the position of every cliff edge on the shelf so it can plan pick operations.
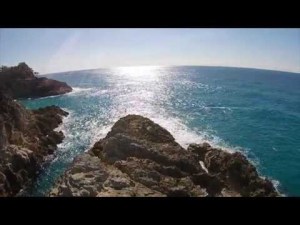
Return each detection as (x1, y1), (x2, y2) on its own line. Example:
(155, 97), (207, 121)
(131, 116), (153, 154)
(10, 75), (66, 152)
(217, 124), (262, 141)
(0, 92), (68, 196)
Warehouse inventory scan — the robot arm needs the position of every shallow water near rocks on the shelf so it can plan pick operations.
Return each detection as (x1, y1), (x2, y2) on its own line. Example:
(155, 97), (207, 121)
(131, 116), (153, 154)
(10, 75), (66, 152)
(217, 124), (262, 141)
(20, 66), (300, 196)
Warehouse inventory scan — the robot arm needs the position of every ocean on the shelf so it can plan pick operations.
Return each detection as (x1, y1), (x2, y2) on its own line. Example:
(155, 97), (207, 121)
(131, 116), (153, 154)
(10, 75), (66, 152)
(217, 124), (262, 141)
(20, 66), (300, 196)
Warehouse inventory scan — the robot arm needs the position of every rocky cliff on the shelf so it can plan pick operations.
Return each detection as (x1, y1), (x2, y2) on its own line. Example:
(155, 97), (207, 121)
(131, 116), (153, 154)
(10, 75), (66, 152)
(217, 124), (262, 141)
(0, 62), (72, 99)
(50, 115), (279, 197)
(0, 92), (68, 196)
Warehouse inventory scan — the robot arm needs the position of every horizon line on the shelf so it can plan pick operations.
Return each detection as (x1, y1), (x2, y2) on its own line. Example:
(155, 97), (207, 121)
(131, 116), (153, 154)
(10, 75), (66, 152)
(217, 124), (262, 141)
(41, 64), (300, 75)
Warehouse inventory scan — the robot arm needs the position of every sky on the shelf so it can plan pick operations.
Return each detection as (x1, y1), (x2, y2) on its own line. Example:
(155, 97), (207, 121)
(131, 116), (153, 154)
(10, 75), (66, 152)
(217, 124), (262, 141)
(0, 28), (299, 74)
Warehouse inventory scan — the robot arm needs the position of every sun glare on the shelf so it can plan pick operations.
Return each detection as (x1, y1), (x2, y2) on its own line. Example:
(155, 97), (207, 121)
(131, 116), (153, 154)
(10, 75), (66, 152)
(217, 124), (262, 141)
(114, 66), (162, 80)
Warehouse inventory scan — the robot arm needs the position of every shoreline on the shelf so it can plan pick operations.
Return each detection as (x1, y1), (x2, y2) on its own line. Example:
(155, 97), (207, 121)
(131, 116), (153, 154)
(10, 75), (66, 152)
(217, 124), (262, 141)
(1, 63), (292, 196)
(49, 115), (280, 197)
(64, 113), (285, 196)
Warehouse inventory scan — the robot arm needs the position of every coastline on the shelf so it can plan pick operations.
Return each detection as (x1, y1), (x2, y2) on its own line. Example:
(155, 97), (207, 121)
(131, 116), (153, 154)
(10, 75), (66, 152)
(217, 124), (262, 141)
(1, 64), (296, 196)
(49, 115), (280, 197)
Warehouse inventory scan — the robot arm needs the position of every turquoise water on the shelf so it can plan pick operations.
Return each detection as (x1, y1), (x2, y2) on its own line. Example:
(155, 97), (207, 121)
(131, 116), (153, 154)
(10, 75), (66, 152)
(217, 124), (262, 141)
(21, 66), (300, 196)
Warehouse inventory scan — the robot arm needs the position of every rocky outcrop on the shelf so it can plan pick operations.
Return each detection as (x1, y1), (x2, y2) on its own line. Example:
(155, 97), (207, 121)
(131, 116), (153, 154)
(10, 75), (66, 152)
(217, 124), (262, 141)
(50, 115), (279, 197)
(187, 143), (278, 196)
(0, 62), (72, 99)
(0, 92), (68, 196)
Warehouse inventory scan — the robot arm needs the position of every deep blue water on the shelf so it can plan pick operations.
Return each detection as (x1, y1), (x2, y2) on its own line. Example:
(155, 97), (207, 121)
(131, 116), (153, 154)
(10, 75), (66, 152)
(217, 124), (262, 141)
(20, 66), (300, 196)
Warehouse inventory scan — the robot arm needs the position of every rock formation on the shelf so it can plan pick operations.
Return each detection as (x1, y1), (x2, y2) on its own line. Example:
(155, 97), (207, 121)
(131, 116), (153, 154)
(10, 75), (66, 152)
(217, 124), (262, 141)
(50, 115), (279, 197)
(0, 62), (72, 99)
(0, 92), (68, 196)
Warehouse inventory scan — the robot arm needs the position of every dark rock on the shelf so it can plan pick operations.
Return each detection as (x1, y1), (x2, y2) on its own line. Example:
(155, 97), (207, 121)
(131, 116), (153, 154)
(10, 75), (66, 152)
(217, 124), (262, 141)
(0, 92), (68, 196)
(47, 146), (56, 155)
(50, 114), (279, 197)
(0, 63), (72, 99)
(202, 148), (278, 197)
(0, 172), (7, 195)
(3, 166), (21, 194)
(187, 142), (212, 161)
(106, 115), (175, 144)
(49, 154), (165, 197)
(191, 172), (225, 196)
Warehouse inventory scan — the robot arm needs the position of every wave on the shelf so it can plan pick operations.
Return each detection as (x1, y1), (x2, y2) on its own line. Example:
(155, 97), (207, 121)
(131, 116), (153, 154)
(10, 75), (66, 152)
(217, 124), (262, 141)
(271, 179), (285, 196)
(53, 91), (284, 196)
(53, 108), (74, 150)
(201, 106), (251, 111)
(31, 102), (284, 196)
(66, 87), (93, 96)
(135, 112), (284, 194)
(24, 94), (62, 101)
(86, 124), (113, 151)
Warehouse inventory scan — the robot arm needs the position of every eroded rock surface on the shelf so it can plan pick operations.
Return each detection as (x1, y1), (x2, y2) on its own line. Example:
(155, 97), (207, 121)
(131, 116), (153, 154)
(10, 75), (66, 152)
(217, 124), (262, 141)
(0, 92), (68, 196)
(50, 115), (279, 197)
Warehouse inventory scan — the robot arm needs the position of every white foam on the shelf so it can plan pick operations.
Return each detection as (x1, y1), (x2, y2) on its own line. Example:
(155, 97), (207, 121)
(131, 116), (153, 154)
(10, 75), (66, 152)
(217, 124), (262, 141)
(203, 106), (231, 110)
(136, 111), (235, 152)
(66, 87), (93, 96)
(85, 124), (113, 151)
(47, 78), (284, 195)
(54, 87), (251, 163)
(199, 161), (209, 173)
(151, 116), (208, 148)
(54, 108), (72, 133)
(53, 108), (76, 152)
(271, 179), (285, 196)
(38, 95), (61, 100)
(23, 94), (60, 101)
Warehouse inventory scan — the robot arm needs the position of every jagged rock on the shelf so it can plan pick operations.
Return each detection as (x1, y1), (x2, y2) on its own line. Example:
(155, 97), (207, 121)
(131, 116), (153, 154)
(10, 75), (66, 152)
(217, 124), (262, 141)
(191, 172), (225, 196)
(49, 154), (165, 197)
(0, 63), (72, 98)
(50, 115), (279, 197)
(0, 92), (68, 196)
(188, 142), (278, 197)
(187, 142), (212, 161)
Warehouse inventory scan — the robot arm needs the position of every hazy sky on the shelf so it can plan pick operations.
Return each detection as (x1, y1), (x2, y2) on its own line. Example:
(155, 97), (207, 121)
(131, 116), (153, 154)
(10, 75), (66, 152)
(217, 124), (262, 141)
(1, 28), (299, 74)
